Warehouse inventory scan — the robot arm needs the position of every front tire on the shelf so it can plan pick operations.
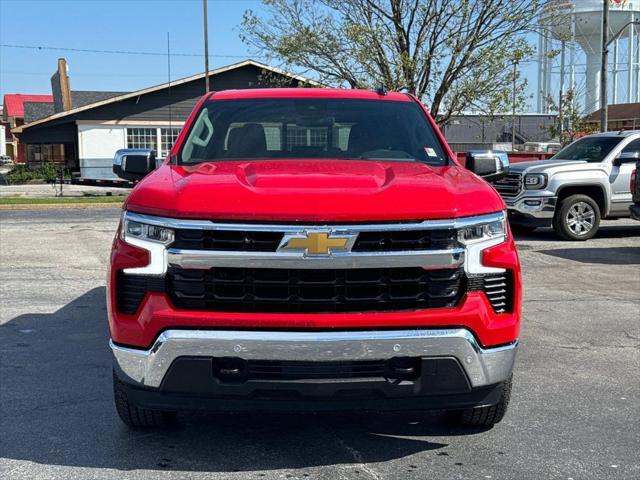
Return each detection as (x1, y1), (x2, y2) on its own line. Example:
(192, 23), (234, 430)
(553, 194), (601, 241)
(448, 376), (512, 427)
(113, 370), (177, 428)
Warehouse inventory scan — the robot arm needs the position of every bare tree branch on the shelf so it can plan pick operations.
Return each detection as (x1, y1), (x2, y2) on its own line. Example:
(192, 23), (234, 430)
(240, 0), (542, 122)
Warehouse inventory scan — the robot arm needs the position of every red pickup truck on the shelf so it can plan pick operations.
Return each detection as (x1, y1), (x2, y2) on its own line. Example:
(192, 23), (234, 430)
(109, 88), (521, 428)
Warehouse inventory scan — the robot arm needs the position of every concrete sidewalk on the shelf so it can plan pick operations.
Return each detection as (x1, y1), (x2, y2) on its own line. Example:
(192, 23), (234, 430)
(0, 183), (131, 198)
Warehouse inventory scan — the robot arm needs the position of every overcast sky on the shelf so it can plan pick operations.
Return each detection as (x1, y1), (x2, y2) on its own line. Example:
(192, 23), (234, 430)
(0, 0), (540, 110)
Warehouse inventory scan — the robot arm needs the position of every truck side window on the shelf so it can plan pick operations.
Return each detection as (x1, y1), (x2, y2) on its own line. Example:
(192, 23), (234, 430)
(622, 139), (640, 155)
(182, 108), (213, 162)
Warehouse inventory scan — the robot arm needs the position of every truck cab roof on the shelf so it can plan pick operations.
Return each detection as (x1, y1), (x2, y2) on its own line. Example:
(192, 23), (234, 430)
(584, 130), (640, 138)
(209, 88), (414, 102)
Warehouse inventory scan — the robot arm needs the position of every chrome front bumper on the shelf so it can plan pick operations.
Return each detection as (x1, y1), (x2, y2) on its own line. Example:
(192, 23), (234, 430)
(505, 195), (557, 219)
(111, 329), (518, 389)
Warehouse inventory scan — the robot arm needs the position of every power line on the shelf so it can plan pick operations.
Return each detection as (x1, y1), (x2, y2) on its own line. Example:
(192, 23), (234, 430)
(0, 42), (538, 64)
(0, 43), (257, 59)
(0, 70), (171, 77)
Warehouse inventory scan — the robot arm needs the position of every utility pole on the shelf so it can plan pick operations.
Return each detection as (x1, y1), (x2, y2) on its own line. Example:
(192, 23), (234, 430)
(600, 0), (609, 132)
(511, 60), (518, 152)
(559, 41), (566, 139)
(203, 0), (210, 93)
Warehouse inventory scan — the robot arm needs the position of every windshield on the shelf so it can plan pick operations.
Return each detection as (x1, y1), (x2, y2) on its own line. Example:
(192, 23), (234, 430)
(179, 98), (447, 165)
(551, 136), (622, 163)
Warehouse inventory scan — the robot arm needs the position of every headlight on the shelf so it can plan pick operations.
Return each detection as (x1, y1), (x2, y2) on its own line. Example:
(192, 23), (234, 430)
(122, 214), (174, 245)
(524, 173), (547, 190)
(457, 212), (508, 275)
(457, 214), (506, 244)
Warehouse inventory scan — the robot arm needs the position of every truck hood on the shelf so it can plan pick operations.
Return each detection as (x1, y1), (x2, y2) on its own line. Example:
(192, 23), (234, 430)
(509, 159), (589, 175)
(124, 159), (504, 222)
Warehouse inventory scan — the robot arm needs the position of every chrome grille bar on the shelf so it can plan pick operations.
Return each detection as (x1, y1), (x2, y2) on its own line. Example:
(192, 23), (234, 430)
(492, 173), (522, 198)
(167, 247), (465, 270)
(125, 211), (505, 232)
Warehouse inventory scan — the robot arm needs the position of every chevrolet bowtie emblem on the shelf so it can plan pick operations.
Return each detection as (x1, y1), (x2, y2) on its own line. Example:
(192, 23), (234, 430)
(281, 232), (354, 256)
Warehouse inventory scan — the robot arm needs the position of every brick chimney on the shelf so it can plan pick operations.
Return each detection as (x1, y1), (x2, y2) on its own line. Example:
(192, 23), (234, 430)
(51, 58), (72, 113)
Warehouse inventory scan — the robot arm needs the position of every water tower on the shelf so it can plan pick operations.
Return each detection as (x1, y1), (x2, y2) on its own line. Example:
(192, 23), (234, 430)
(538, 0), (640, 114)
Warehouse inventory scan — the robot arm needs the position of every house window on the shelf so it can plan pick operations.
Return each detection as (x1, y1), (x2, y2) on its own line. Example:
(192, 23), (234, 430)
(285, 126), (329, 150)
(309, 128), (327, 147)
(26, 144), (66, 163)
(160, 127), (181, 158)
(286, 126), (308, 149)
(127, 128), (157, 151)
(126, 127), (183, 159)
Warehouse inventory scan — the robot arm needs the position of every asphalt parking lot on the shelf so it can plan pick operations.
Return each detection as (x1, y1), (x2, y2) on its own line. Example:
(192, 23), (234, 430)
(1, 207), (639, 480)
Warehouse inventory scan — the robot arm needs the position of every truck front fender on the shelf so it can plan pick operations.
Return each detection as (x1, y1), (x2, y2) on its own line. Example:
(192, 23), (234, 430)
(553, 180), (610, 216)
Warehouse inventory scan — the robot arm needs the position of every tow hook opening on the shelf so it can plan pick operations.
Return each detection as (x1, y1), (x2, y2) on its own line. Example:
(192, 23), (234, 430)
(212, 357), (249, 383)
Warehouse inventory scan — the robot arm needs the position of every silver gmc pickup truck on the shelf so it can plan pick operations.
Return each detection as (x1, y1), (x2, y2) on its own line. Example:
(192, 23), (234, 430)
(492, 131), (640, 240)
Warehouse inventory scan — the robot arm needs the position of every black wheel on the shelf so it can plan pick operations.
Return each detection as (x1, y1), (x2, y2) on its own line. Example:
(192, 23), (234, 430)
(509, 224), (537, 235)
(448, 376), (512, 427)
(113, 370), (177, 428)
(553, 194), (601, 241)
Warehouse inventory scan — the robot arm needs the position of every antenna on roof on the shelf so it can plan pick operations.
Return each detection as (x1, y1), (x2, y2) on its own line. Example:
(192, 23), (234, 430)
(167, 32), (173, 162)
(374, 84), (387, 96)
(203, 0), (210, 93)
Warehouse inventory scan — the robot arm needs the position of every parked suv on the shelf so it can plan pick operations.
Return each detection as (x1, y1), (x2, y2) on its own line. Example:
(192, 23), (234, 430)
(109, 89), (521, 428)
(493, 131), (640, 240)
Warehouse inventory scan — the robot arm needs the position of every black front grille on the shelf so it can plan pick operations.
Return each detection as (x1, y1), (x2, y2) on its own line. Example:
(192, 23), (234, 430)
(352, 229), (457, 251)
(117, 272), (165, 314)
(167, 266), (465, 313)
(172, 227), (458, 252)
(172, 229), (283, 252)
(492, 173), (522, 197)
(119, 269), (514, 315)
(468, 271), (514, 313)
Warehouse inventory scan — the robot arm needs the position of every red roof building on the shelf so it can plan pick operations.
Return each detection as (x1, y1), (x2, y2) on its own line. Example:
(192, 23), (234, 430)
(4, 94), (54, 118)
(2, 94), (54, 162)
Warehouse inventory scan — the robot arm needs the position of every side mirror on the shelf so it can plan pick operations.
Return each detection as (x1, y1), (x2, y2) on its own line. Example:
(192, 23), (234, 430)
(613, 151), (640, 166)
(465, 150), (509, 181)
(113, 148), (157, 181)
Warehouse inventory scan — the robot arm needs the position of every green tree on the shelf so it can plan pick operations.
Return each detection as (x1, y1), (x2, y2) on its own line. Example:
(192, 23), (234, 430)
(241, 0), (541, 124)
(546, 89), (599, 145)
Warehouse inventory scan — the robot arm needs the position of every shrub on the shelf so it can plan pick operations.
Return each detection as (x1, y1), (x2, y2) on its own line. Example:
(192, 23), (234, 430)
(6, 163), (70, 185)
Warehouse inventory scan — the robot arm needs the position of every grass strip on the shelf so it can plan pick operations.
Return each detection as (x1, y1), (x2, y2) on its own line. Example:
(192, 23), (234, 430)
(0, 195), (127, 205)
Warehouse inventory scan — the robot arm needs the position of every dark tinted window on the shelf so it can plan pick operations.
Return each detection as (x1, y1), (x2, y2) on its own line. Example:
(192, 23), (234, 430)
(552, 136), (622, 163)
(180, 99), (446, 165)
(622, 139), (640, 154)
